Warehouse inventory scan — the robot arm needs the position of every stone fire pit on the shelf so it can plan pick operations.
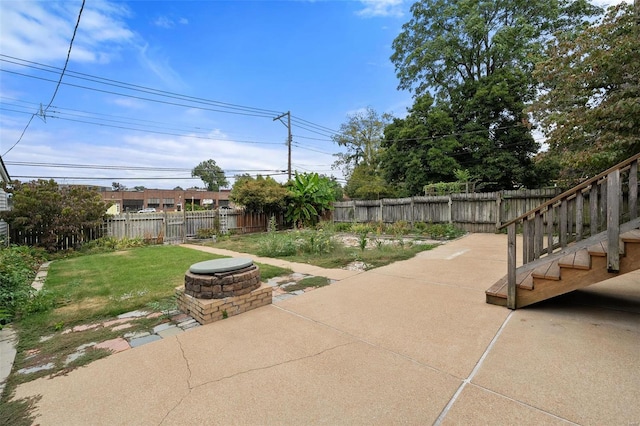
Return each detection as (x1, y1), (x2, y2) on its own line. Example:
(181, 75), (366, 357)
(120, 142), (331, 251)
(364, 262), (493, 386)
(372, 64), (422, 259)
(176, 257), (272, 325)
(184, 258), (260, 299)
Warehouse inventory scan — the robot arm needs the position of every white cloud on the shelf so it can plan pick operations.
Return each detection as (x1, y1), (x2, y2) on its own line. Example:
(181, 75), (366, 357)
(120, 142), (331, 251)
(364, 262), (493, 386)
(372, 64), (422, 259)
(590, 0), (632, 6)
(356, 0), (405, 18)
(153, 15), (189, 29)
(153, 16), (174, 29)
(137, 43), (185, 89)
(110, 98), (146, 109)
(0, 0), (135, 64)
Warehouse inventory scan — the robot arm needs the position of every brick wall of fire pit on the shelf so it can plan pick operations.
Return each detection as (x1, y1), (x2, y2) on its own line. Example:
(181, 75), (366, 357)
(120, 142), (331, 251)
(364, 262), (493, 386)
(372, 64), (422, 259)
(176, 283), (272, 325)
(184, 265), (260, 299)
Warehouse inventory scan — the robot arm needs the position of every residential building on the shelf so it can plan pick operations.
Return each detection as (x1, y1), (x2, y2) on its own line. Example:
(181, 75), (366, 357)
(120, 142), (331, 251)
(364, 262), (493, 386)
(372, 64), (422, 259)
(0, 155), (10, 244)
(100, 188), (232, 213)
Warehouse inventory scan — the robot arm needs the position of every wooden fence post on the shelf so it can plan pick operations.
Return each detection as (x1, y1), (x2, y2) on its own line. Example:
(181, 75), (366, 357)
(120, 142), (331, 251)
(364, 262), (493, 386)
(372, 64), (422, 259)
(447, 196), (453, 224)
(410, 197), (414, 228)
(495, 192), (502, 229)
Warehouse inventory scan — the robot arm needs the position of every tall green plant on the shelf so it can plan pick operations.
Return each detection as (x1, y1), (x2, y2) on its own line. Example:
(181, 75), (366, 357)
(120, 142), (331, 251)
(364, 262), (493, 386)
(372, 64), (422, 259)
(286, 172), (335, 228)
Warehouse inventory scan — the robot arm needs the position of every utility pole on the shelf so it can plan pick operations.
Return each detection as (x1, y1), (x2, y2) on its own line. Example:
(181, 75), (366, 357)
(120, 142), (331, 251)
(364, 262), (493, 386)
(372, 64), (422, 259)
(273, 111), (292, 180)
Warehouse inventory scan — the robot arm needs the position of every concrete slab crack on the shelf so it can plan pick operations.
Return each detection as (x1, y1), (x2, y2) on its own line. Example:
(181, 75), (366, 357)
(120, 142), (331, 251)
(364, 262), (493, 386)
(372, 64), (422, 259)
(158, 336), (193, 425)
(273, 304), (460, 381)
(158, 338), (353, 425)
(190, 341), (355, 391)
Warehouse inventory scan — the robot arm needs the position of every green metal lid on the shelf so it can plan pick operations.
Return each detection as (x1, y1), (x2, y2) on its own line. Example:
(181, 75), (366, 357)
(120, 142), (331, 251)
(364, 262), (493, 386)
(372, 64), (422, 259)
(189, 258), (254, 274)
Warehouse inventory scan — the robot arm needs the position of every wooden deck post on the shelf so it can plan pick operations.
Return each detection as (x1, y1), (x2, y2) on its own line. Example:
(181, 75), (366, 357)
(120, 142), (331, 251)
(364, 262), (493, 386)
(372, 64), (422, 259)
(507, 223), (516, 310)
(575, 191), (584, 241)
(607, 170), (620, 272)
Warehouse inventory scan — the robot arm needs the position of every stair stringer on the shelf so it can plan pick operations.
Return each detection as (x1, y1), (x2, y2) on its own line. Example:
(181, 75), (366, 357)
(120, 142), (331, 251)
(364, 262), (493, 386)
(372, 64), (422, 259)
(516, 239), (640, 308)
(486, 217), (640, 308)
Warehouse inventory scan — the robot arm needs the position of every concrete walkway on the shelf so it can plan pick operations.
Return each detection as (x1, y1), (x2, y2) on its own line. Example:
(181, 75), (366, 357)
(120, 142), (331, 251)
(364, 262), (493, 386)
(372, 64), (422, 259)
(13, 234), (640, 425)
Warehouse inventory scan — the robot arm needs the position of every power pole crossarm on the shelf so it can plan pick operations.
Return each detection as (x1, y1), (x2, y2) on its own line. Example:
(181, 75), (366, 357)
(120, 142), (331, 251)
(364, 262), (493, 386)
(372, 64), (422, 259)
(273, 111), (292, 181)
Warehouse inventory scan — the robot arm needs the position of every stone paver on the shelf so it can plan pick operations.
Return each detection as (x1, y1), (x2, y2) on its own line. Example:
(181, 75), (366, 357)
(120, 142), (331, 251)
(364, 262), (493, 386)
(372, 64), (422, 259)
(157, 326), (183, 339)
(117, 310), (149, 319)
(152, 322), (174, 334)
(94, 338), (130, 354)
(0, 327), (17, 395)
(128, 334), (162, 348)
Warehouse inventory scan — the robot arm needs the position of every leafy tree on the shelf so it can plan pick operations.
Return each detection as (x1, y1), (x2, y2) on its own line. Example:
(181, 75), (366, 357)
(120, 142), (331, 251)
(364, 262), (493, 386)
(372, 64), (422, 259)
(112, 182), (127, 191)
(1, 180), (110, 251)
(191, 159), (229, 191)
(344, 163), (396, 200)
(332, 107), (391, 179)
(229, 175), (290, 214)
(173, 186), (184, 191)
(325, 175), (344, 202)
(286, 172), (336, 228)
(133, 186), (146, 191)
(381, 94), (460, 196)
(531, 3), (640, 179)
(390, 0), (600, 190)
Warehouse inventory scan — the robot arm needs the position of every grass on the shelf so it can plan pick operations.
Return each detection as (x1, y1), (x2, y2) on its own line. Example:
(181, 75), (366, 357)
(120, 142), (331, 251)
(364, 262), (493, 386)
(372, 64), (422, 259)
(209, 231), (438, 270)
(283, 276), (330, 292)
(2, 245), (292, 406)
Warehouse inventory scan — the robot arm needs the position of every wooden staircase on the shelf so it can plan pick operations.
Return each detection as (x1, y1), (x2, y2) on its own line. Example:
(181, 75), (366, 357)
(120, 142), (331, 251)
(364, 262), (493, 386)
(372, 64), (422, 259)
(486, 154), (640, 309)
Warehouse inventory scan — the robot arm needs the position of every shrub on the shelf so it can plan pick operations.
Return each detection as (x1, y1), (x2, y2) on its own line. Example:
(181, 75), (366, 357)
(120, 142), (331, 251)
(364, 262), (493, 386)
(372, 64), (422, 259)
(297, 229), (337, 255)
(0, 246), (47, 326)
(388, 220), (411, 236)
(419, 223), (465, 240)
(196, 228), (217, 239)
(332, 222), (353, 232)
(257, 231), (297, 257)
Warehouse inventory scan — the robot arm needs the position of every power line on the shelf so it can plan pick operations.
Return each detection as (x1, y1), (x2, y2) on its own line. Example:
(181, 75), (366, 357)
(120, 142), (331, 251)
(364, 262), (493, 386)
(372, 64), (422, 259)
(12, 173), (288, 180)
(0, 57), (345, 151)
(0, 55), (281, 117)
(0, 69), (277, 120)
(0, 107), (283, 145)
(0, 97), (286, 144)
(2, 0), (85, 156)
(291, 115), (339, 134)
(4, 161), (285, 173)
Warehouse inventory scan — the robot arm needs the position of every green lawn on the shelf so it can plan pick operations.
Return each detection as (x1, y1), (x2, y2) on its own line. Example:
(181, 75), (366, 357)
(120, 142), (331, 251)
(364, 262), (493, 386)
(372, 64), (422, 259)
(40, 245), (290, 326)
(2, 245), (292, 423)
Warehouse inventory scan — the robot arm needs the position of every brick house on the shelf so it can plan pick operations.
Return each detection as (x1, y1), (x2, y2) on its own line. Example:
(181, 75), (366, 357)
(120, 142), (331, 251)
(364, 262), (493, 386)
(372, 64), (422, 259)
(101, 188), (232, 213)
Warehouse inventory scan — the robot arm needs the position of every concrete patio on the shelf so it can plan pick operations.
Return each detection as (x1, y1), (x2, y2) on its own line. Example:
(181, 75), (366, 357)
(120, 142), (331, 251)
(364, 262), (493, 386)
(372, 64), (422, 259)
(13, 233), (640, 425)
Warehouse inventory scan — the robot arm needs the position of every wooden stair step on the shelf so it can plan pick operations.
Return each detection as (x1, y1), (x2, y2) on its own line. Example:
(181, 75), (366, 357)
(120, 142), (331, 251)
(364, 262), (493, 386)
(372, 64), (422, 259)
(485, 277), (507, 298)
(621, 229), (640, 243)
(532, 260), (561, 281)
(485, 270), (535, 298)
(558, 249), (591, 270)
(516, 270), (534, 290)
(588, 241), (607, 257)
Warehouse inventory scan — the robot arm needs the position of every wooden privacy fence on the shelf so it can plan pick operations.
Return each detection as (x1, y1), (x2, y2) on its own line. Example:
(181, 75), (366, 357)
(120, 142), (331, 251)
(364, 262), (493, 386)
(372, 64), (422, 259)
(103, 209), (283, 244)
(332, 188), (562, 232)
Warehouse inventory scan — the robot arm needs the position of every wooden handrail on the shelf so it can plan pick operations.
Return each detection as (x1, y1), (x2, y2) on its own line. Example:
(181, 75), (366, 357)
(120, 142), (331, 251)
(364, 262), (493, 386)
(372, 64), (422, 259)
(499, 152), (640, 230)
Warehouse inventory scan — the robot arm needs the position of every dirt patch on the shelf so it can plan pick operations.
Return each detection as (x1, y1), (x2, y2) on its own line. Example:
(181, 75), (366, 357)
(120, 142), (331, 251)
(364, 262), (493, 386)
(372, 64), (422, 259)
(54, 297), (106, 316)
(109, 251), (132, 256)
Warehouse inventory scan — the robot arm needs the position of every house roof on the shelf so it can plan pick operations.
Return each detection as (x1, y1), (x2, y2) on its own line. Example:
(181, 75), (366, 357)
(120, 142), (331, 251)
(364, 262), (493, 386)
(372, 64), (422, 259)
(0, 155), (10, 183)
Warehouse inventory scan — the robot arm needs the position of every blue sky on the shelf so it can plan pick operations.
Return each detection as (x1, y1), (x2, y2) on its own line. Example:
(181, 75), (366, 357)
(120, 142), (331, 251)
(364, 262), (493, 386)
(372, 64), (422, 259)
(0, 0), (413, 189)
(0, 0), (627, 190)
